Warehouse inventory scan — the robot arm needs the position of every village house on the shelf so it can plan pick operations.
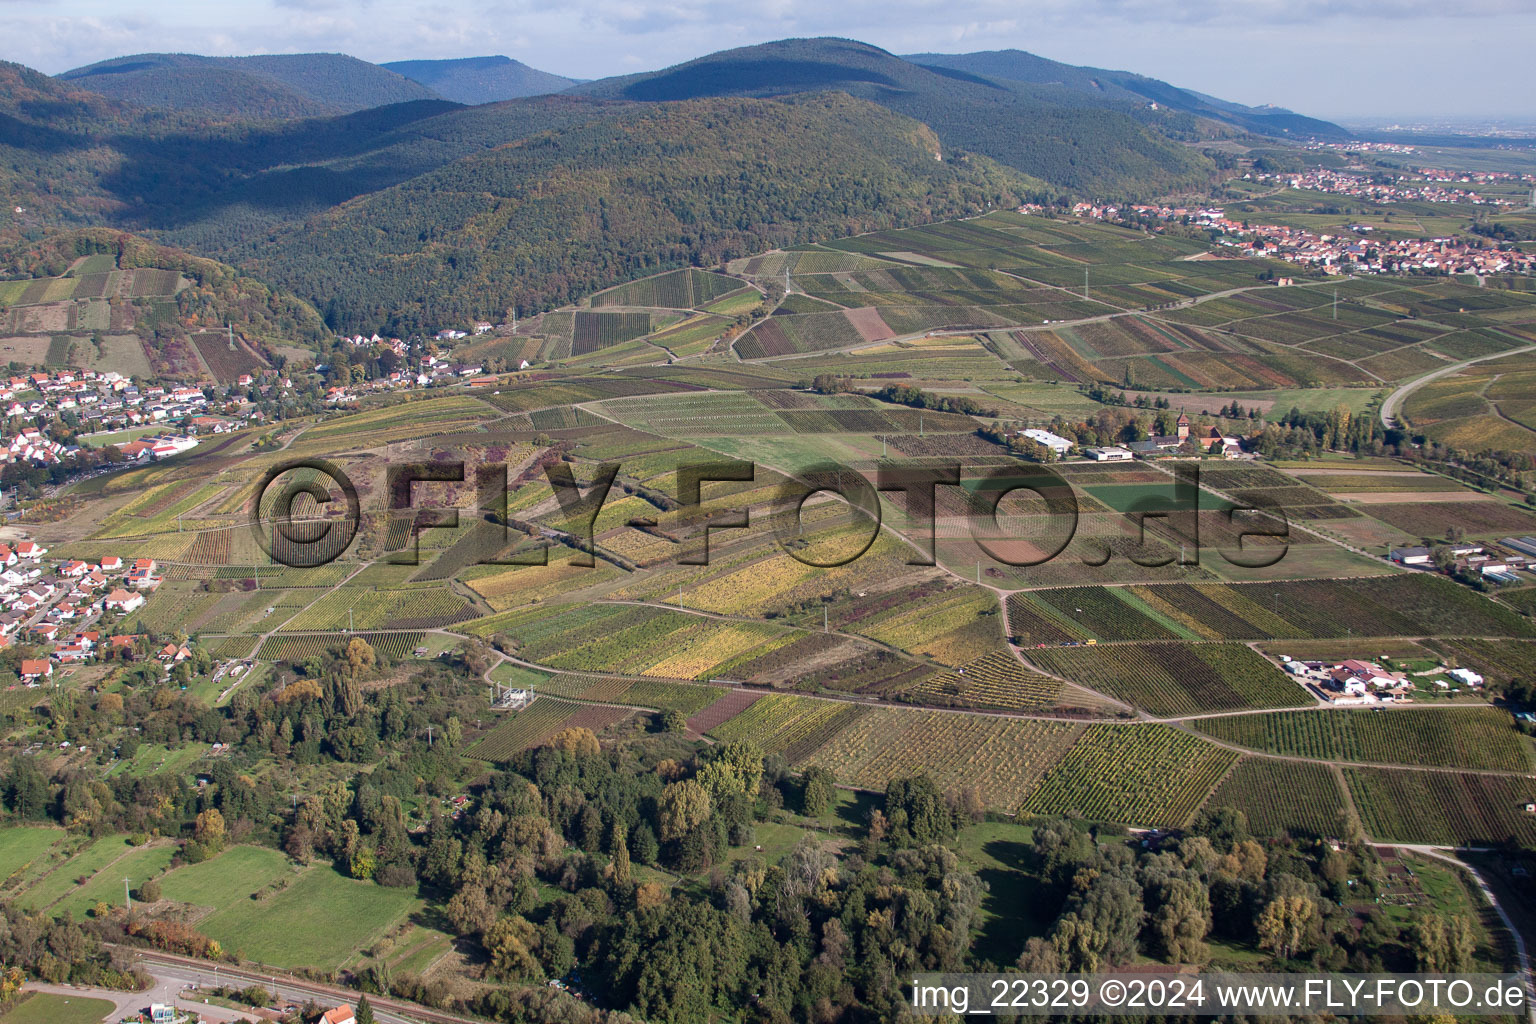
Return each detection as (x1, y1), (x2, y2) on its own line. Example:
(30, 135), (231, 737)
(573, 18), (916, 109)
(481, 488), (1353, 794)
(105, 588), (145, 613)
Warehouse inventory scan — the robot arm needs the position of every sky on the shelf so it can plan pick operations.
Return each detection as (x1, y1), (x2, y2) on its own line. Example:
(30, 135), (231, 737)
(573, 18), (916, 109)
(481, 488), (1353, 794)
(2, 0), (1532, 122)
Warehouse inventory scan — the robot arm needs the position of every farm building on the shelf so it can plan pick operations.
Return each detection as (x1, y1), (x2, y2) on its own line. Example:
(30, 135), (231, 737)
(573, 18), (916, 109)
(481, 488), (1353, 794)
(1501, 536), (1536, 558)
(1018, 428), (1073, 455)
(1390, 546), (1432, 566)
(1449, 667), (1484, 687)
(1085, 446), (1133, 461)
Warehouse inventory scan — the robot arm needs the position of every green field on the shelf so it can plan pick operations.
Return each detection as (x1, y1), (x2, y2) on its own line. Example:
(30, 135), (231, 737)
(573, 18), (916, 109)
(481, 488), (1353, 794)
(0, 826), (66, 888)
(5, 993), (116, 1024)
(55, 842), (178, 919)
(159, 844), (293, 906)
(19, 835), (139, 913)
(189, 858), (420, 969)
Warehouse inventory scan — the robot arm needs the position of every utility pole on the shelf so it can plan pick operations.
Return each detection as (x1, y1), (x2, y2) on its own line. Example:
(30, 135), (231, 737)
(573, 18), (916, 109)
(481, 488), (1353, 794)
(823, 605), (828, 633)
(227, 322), (234, 350)
(124, 876), (132, 911)
(1333, 289), (1338, 320)
(1084, 267), (1089, 301)
(426, 724), (433, 746)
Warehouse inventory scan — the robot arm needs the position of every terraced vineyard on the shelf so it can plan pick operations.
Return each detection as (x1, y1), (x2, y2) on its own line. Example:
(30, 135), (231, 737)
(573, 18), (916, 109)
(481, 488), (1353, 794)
(1022, 724), (1239, 826)
(1200, 758), (1350, 838)
(589, 268), (743, 309)
(257, 632), (428, 663)
(467, 698), (581, 763)
(280, 588), (474, 631)
(1197, 707), (1532, 772)
(798, 707), (1084, 809)
(707, 693), (873, 760)
(1009, 575), (1534, 644)
(900, 651), (1060, 710)
(1028, 642), (1310, 717)
(846, 585), (1004, 666)
(1345, 767), (1536, 846)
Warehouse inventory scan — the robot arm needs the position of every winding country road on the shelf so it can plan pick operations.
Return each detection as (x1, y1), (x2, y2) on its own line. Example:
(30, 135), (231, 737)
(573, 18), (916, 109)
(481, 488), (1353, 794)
(1379, 342), (1536, 429)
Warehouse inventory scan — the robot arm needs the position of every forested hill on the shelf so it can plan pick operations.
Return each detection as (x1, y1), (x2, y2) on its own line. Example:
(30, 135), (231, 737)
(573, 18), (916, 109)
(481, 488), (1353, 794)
(903, 49), (1349, 140)
(250, 93), (1046, 334)
(58, 53), (443, 117)
(381, 56), (578, 103)
(570, 37), (1215, 195)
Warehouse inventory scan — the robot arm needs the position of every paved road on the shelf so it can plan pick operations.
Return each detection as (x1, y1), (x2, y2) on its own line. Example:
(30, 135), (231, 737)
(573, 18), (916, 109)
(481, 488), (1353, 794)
(1379, 342), (1536, 429)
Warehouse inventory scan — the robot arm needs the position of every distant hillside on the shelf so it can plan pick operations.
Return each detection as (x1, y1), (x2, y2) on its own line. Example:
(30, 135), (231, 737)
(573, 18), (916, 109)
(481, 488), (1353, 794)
(0, 228), (326, 380)
(58, 52), (443, 117)
(904, 49), (1347, 140)
(382, 56), (577, 103)
(569, 38), (1214, 195)
(249, 92), (1046, 334)
(0, 59), (625, 245)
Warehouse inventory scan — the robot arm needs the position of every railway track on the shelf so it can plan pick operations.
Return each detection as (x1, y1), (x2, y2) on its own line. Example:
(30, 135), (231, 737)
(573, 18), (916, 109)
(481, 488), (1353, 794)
(111, 946), (487, 1024)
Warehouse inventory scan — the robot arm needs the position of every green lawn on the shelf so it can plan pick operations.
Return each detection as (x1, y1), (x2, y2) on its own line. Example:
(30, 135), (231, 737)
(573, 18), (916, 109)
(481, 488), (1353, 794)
(0, 826), (66, 888)
(194, 862), (421, 970)
(489, 663), (551, 688)
(724, 821), (819, 867)
(7, 993), (116, 1024)
(378, 923), (456, 976)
